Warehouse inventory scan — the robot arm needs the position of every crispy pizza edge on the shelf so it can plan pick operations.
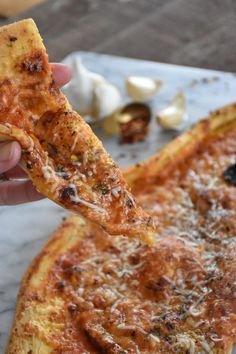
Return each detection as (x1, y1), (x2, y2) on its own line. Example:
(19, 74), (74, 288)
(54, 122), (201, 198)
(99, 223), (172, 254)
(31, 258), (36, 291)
(0, 18), (45, 77)
(6, 214), (87, 354)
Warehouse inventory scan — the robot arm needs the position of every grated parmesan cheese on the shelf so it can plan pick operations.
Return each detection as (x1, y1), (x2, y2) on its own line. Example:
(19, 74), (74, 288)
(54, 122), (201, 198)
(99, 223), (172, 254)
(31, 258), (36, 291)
(71, 134), (79, 152)
(42, 157), (57, 182)
(199, 336), (212, 353)
(173, 334), (196, 354)
(77, 171), (87, 182)
(149, 333), (160, 343)
(111, 186), (122, 198)
(210, 334), (223, 342)
(189, 304), (205, 317)
(68, 184), (105, 213)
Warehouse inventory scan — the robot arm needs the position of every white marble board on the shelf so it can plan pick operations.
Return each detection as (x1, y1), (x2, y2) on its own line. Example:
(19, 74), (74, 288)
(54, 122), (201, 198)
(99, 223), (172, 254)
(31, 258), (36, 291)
(1, 51), (236, 353)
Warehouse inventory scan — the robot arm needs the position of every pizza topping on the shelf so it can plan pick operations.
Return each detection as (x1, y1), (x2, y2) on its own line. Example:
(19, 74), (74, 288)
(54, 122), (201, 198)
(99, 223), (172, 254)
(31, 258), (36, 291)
(63, 183), (105, 213)
(41, 128), (236, 353)
(55, 169), (70, 180)
(67, 302), (78, 315)
(223, 163), (236, 185)
(210, 334), (223, 342)
(26, 161), (32, 169)
(173, 333), (196, 353)
(42, 164), (57, 182)
(149, 333), (160, 344)
(55, 279), (66, 290)
(111, 186), (122, 198)
(59, 185), (76, 201)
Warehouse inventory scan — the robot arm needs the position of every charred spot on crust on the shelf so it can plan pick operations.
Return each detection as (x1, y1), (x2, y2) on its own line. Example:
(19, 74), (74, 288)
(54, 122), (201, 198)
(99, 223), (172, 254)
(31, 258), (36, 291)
(59, 186), (76, 201)
(60, 173), (70, 180)
(128, 253), (141, 265)
(92, 183), (110, 195)
(223, 163), (236, 186)
(21, 51), (45, 73)
(65, 265), (84, 276)
(165, 322), (175, 330)
(56, 166), (70, 180)
(9, 35), (17, 42)
(55, 280), (66, 290)
(26, 161), (32, 169)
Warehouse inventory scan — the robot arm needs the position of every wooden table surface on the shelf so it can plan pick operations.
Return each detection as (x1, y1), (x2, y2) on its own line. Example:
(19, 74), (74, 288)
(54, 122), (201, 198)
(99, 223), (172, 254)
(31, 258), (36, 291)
(0, 0), (235, 72)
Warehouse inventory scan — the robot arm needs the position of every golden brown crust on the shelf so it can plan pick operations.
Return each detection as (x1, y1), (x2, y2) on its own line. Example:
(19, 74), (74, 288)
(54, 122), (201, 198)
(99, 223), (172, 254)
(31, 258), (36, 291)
(0, 19), (153, 243)
(7, 103), (236, 354)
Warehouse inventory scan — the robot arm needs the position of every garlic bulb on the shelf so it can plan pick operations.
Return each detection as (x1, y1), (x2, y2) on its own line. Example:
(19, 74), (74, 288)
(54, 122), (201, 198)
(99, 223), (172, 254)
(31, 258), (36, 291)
(156, 92), (188, 130)
(126, 76), (162, 101)
(89, 71), (107, 86)
(93, 82), (122, 119)
(62, 57), (122, 120)
(62, 57), (93, 115)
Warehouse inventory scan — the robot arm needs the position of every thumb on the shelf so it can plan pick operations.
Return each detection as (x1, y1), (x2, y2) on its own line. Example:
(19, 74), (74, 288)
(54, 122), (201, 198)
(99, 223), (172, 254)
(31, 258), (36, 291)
(0, 141), (21, 173)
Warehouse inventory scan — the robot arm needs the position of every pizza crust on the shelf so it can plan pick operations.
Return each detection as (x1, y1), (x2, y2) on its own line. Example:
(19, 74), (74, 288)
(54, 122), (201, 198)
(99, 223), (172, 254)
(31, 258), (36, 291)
(7, 215), (86, 354)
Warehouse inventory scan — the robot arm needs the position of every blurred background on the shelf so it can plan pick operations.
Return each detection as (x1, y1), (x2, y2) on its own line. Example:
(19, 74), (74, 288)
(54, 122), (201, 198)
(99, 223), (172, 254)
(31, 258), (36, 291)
(0, 0), (234, 72)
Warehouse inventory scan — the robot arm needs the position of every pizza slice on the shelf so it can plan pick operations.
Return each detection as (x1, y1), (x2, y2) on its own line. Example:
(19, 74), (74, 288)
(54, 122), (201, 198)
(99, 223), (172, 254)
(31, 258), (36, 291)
(0, 19), (154, 243)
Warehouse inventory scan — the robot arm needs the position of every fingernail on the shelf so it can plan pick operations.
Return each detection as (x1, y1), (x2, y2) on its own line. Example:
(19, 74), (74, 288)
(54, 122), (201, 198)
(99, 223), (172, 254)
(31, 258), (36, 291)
(0, 142), (14, 162)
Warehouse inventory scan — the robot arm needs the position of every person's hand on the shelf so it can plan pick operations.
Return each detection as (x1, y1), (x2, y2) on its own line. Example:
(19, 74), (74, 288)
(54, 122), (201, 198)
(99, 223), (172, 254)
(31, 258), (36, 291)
(0, 63), (72, 205)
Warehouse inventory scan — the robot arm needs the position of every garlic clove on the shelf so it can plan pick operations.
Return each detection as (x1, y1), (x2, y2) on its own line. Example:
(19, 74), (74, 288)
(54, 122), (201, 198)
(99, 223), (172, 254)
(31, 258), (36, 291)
(93, 82), (122, 119)
(126, 76), (162, 101)
(156, 92), (188, 130)
(62, 57), (94, 115)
